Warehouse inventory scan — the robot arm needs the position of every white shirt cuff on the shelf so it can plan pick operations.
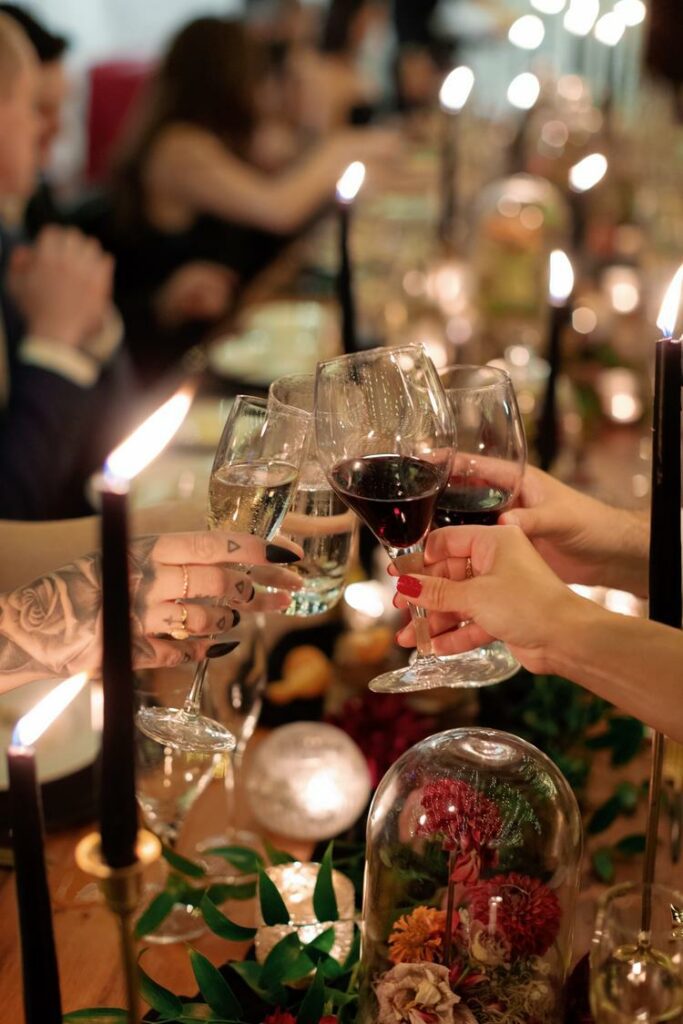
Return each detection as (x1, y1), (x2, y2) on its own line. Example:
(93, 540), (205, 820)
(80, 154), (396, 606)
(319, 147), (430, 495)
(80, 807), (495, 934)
(84, 307), (124, 364)
(18, 337), (99, 387)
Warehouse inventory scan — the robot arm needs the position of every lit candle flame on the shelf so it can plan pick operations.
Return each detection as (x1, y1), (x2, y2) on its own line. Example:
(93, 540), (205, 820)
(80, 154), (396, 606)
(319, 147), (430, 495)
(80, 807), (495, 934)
(12, 672), (89, 748)
(594, 12), (625, 46)
(564, 0), (599, 36)
(614, 0), (646, 27)
(508, 14), (545, 50)
(336, 161), (366, 204)
(507, 72), (541, 111)
(105, 385), (194, 482)
(656, 265), (683, 339)
(531, 0), (566, 13)
(549, 250), (574, 305)
(569, 153), (608, 192)
(439, 66), (475, 113)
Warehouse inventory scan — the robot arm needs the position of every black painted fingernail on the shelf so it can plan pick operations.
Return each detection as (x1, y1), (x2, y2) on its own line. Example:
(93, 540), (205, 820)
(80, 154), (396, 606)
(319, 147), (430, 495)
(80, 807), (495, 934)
(246, 586), (256, 602)
(265, 543), (301, 563)
(207, 641), (240, 659)
(231, 610), (241, 628)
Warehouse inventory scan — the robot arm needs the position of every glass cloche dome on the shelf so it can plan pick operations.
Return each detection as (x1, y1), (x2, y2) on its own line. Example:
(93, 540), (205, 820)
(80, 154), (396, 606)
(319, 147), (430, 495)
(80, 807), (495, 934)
(359, 727), (582, 1024)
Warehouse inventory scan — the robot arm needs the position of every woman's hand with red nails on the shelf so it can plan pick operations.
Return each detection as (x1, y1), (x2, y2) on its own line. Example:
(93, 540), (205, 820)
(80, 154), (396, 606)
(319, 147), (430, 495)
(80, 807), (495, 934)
(393, 524), (586, 677)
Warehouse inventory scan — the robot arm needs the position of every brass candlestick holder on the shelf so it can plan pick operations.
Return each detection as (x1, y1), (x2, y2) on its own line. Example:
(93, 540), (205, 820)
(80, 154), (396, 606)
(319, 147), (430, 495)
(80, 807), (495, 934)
(75, 830), (161, 1024)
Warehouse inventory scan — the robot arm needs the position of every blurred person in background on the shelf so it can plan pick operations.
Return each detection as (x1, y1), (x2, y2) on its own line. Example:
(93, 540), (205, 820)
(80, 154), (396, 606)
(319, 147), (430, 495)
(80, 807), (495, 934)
(108, 15), (397, 383)
(0, 13), (135, 520)
(0, 4), (69, 235)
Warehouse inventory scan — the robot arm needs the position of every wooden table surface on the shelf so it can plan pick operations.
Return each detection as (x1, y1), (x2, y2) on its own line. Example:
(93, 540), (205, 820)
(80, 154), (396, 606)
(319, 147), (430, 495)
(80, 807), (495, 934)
(2, 739), (682, 1020)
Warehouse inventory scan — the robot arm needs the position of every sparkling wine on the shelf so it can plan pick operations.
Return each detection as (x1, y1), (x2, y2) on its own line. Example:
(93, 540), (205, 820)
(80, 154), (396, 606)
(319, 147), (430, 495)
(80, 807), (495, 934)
(208, 460), (298, 538)
(331, 453), (442, 550)
(282, 471), (356, 616)
(591, 945), (683, 1024)
(433, 476), (513, 528)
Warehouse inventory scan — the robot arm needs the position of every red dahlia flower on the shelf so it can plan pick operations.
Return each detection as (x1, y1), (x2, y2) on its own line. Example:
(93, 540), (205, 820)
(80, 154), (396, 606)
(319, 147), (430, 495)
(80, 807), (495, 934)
(464, 872), (561, 959)
(263, 1012), (297, 1024)
(416, 779), (502, 859)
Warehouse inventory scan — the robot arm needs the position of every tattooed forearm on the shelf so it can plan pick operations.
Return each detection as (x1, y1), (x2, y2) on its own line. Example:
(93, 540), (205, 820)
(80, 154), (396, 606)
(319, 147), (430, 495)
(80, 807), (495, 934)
(0, 554), (103, 689)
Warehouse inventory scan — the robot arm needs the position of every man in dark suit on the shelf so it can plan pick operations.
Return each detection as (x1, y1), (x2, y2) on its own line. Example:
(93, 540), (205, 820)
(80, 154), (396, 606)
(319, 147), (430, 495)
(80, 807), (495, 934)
(0, 13), (133, 519)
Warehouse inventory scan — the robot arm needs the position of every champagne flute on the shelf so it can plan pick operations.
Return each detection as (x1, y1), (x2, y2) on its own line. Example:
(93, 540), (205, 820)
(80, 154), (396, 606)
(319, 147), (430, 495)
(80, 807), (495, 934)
(137, 396), (308, 752)
(590, 882), (683, 1023)
(315, 344), (454, 693)
(134, 677), (220, 942)
(269, 373), (358, 617)
(432, 364), (526, 686)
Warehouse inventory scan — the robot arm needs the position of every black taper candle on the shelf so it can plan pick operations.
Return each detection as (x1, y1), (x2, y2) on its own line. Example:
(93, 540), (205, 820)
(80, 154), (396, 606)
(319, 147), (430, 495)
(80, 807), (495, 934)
(99, 482), (138, 868)
(537, 306), (566, 471)
(649, 337), (683, 626)
(7, 746), (62, 1024)
(338, 201), (357, 354)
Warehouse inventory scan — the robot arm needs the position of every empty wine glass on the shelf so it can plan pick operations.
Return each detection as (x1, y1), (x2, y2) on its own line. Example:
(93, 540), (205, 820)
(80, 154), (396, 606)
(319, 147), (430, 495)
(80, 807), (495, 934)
(315, 344), (454, 693)
(590, 882), (683, 1023)
(433, 364), (526, 685)
(269, 373), (358, 617)
(136, 395), (309, 752)
(134, 676), (220, 943)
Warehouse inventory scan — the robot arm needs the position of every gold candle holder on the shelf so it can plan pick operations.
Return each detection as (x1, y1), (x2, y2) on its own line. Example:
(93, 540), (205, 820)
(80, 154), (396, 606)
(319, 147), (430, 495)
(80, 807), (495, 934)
(75, 830), (161, 1024)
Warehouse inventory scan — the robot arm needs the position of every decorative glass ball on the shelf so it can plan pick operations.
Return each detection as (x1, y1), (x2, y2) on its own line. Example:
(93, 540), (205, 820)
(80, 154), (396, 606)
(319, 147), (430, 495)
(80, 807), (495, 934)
(359, 727), (582, 1024)
(245, 722), (372, 841)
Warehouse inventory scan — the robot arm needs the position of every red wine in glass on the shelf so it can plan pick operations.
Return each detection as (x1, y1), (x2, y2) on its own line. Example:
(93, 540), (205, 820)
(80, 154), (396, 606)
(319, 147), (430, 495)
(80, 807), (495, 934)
(332, 454), (442, 550)
(433, 475), (513, 528)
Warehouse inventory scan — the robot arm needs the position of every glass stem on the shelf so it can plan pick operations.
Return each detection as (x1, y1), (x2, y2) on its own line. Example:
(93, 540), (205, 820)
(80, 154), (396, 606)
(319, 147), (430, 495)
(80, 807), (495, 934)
(392, 545), (436, 661)
(183, 658), (209, 717)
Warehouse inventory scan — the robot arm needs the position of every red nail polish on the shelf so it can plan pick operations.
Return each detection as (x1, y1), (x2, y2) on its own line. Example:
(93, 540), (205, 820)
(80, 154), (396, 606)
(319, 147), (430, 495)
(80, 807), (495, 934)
(397, 575), (422, 598)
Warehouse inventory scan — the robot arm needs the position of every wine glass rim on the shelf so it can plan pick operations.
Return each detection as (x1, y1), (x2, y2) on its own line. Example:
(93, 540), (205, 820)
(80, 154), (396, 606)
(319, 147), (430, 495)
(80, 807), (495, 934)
(317, 343), (430, 370)
(439, 364), (513, 392)
(597, 880), (683, 908)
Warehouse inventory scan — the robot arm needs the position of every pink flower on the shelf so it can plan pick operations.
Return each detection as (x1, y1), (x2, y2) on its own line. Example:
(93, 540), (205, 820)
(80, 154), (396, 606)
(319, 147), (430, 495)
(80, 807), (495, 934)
(464, 873), (562, 959)
(375, 963), (476, 1024)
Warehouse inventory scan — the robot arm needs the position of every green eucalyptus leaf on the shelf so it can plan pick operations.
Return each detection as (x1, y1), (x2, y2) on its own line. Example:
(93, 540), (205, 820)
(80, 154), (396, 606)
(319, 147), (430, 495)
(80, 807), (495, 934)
(615, 780), (640, 812)
(227, 961), (281, 1005)
(206, 881), (256, 903)
(263, 838), (296, 865)
(313, 844), (338, 923)
(63, 1011), (129, 1023)
(162, 845), (206, 878)
(610, 718), (645, 766)
(615, 833), (647, 855)
(592, 847), (615, 884)
(134, 891), (177, 940)
(261, 933), (313, 987)
(587, 795), (621, 835)
(258, 866), (290, 925)
(306, 927), (336, 958)
(138, 962), (183, 1019)
(297, 967), (325, 1024)
(204, 846), (264, 874)
(200, 894), (257, 941)
(189, 949), (242, 1020)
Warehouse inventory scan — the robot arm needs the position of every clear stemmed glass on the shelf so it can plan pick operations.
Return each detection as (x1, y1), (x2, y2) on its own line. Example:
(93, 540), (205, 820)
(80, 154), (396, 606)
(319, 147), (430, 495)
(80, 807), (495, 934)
(314, 344), (454, 693)
(590, 882), (683, 1023)
(433, 364), (526, 686)
(134, 676), (221, 943)
(137, 395), (309, 752)
(269, 373), (358, 617)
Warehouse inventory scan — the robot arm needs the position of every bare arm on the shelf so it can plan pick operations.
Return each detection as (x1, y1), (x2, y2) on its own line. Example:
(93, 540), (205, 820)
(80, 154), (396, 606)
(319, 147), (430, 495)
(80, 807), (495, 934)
(145, 126), (389, 235)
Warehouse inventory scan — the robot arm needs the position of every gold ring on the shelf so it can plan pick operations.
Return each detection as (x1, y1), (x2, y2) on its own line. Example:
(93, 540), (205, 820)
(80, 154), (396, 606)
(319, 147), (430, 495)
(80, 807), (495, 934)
(180, 564), (190, 600)
(170, 601), (189, 640)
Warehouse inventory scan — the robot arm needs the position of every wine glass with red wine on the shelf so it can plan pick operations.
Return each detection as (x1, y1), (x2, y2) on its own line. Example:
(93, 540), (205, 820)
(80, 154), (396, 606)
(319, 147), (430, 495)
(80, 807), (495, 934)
(434, 364), (527, 685)
(315, 344), (455, 693)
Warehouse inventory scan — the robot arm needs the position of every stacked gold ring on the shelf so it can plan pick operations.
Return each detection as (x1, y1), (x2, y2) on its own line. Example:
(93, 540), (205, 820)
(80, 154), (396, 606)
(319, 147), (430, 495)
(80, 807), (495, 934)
(171, 568), (190, 640)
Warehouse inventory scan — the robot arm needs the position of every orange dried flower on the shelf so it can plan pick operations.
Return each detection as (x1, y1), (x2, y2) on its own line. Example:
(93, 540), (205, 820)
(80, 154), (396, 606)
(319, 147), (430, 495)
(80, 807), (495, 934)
(388, 906), (448, 964)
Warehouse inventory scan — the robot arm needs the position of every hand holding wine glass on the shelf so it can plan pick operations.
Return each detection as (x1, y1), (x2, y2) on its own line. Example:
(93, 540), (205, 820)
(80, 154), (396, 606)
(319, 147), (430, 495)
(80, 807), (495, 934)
(315, 344), (454, 693)
(137, 396), (308, 752)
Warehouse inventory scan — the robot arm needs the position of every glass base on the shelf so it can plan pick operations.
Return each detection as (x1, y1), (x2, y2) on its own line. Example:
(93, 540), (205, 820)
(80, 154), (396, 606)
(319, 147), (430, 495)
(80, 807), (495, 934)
(136, 706), (236, 754)
(136, 882), (205, 945)
(369, 643), (520, 693)
(196, 828), (263, 879)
